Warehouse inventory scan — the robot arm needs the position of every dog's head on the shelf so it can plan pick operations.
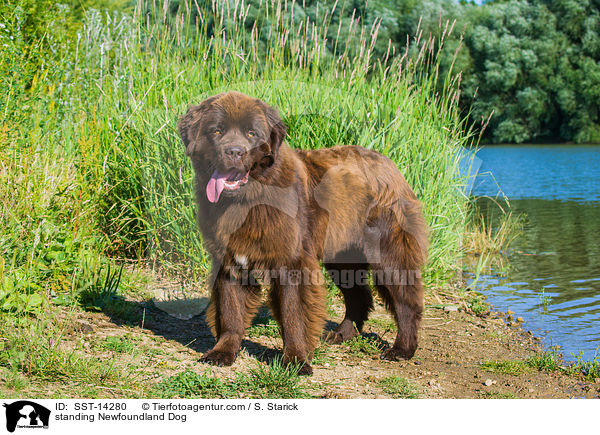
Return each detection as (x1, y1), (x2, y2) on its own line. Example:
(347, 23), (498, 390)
(178, 91), (287, 203)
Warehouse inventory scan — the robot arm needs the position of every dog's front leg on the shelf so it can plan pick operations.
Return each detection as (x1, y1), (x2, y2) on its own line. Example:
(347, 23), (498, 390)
(270, 260), (326, 376)
(202, 267), (261, 367)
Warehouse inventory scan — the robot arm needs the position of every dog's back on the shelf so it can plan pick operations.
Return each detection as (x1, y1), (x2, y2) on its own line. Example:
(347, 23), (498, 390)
(296, 145), (428, 264)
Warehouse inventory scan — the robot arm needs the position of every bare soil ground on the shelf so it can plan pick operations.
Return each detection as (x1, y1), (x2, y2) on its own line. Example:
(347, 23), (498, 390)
(2, 280), (599, 399)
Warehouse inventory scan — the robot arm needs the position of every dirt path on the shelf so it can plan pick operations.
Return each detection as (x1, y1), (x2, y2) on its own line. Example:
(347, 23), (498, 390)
(2, 282), (598, 399)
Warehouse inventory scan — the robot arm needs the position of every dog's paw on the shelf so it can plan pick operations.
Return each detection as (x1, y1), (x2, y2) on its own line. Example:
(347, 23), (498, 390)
(321, 330), (344, 344)
(321, 323), (359, 344)
(200, 349), (236, 367)
(283, 356), (314, 376)
(296, 362), (313, 376)
(380, 346), (415, 361)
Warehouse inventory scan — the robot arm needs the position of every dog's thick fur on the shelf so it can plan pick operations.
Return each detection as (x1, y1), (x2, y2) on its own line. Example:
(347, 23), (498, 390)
(178, 91), (428, 375)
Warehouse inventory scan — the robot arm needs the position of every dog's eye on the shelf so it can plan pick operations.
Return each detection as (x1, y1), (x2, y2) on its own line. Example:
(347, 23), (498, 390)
(247, 130), (255, 138)
(213, 128), (222, 135)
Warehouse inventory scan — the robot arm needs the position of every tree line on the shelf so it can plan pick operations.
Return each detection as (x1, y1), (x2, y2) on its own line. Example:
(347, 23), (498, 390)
(161, 0), (600, 144)
(6, 0), (600, 143)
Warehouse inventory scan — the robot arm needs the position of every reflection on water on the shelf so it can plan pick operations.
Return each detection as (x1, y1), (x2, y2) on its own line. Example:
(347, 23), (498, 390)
(471, 145), (600, 361)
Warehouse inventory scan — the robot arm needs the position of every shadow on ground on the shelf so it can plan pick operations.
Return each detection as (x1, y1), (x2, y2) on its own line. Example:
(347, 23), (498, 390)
(100, 297), (282, 363)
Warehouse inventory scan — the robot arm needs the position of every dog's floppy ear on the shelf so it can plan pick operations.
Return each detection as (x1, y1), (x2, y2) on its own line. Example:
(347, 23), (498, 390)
(178, 94), (220, 157)
(261, 102), (287, 161)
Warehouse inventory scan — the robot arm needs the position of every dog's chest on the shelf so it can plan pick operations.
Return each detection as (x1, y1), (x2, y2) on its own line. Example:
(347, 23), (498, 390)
(212, 203), (302, 265)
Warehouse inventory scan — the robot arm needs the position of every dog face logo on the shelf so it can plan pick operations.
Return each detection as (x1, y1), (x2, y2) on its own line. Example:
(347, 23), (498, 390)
(3, 401), (50, 432)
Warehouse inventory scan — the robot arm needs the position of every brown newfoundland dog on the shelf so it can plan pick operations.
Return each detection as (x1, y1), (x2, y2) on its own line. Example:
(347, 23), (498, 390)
(178, 91), (428, 375)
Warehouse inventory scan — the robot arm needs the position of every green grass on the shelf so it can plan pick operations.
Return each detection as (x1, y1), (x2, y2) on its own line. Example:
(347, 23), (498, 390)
(247, 318), (281, 338)
(365, 317), (396, 331)
(378, 375), (419, 399)
(0, 314), (147, 397)
(311, 343), (335, 366)
(466, 292), (490, 316)
(481, 352), (562, 376)
(156, 358), (311, 399)
(76, 264), (123, 312)
(344, 336), (384, 358)
(574, 355), (600, 381)
(568, 350), (600, 380)
(483, 350), (600, 382)
(238, 358), (311, 399)
(479, 391), (518, 399)
(0, 368), (28, 392)
(539, 288), (552, 314)
(526, 351), (563, 373)
(155, 370), (236, 399)
(481, 360), (531, 376)
(100, 335), (139, 354)
(463, 203), (525, 285)
(464, 208), (524, 257)
(1, 0), (474, 314)
(484, 329), (502, 340)
(1, 0), (479, 394)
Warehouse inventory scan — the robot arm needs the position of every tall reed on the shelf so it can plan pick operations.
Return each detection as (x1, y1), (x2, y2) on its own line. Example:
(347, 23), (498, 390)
(1, 0), (474, 303)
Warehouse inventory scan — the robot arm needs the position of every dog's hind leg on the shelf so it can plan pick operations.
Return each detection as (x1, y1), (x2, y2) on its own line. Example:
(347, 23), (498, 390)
(373, 273), (423, 360)
(371, 205), (428, 360)
(323, 257), (373, 344)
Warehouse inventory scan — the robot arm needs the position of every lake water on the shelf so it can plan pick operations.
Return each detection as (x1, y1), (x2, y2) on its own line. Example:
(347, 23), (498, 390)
(470, 145), (600, 361)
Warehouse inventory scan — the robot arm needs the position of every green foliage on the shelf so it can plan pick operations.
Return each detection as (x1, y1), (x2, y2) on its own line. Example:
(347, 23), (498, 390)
(539, 288), (552, 314)
(571, 351), (600, 381)
(76, 264), (123, 312)
(365, 317), (396, 331)
(0, 286), (44, 313)
(403, 0), (600, 143)
(481, 359), (531, 375)
(247, 318), (281, 338)
(0, 316), (137, 392)
(156, 358), (311, 399)
(482, 350), (600, 381)
(479, 390), (517, 399)
(378, 375), (419, 398)
(156, 370), (235, 399)
(525, 350), (563, 372)
(100, 335), (138, 354)
(239, 357), (310, 399)
(466, 292), (490, 316)
(311, 342), (335, 366)
(344, 336), (384, 357)
(0, 368), (28, 392)
(1, 0), (474, 314)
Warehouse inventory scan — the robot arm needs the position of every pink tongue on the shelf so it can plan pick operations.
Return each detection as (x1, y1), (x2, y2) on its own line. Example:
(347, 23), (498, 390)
(206, 170), (230, 203)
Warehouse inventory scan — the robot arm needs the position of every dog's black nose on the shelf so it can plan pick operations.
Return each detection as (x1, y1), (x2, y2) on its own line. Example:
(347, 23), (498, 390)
(224, 146), (246, 158)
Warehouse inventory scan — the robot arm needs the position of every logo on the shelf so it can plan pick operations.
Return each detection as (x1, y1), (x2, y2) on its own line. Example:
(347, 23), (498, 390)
(2, 401), (50, 433)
